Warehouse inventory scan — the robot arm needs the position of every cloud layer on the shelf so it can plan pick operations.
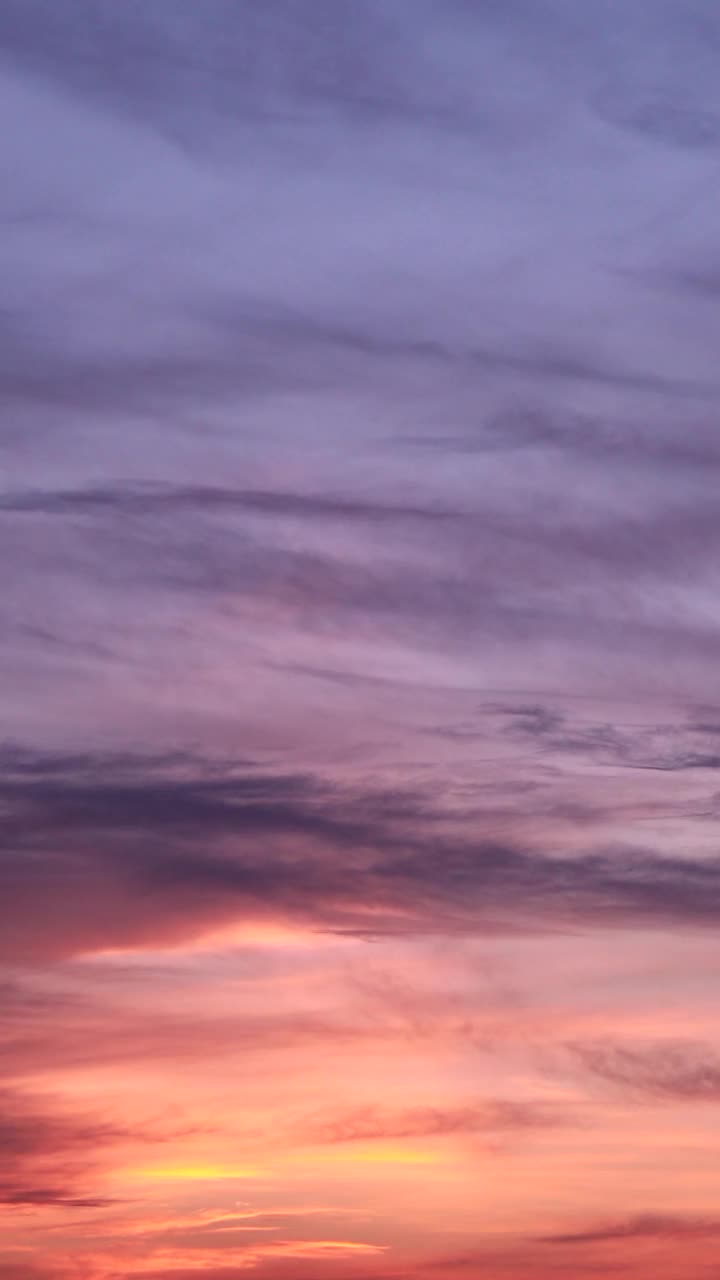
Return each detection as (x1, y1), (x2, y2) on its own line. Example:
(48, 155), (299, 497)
(4, 3), (720, 1278)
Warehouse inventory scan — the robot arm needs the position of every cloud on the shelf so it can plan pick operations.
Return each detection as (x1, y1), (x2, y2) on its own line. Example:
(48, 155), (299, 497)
(543, 1213), (720, 1245)
(0, 989), (369, 1080)
(593, 87), (720, 150)
(7, 476), (720, 702)
(25, 1240), (389, 1280)
(4, 4), (720, 1279)
(2, 2), (720, 747)
(0, 1081), (210, 1214)
(3, 748), (720, 961)
(569, 1039), (720, 1102)
(0, 484), (456, 525)
(297, 1099), (556, 1144)
(414, 404), (720, 475)
(484, 703), (720, 772)
(0, 1088), (130, 1209)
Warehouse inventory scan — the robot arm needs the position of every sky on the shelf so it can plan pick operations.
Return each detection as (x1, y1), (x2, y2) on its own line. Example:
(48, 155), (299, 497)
(2, 1), (720, 1277)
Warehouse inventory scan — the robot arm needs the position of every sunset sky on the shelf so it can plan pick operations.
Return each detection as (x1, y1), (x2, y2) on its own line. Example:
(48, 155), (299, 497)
(3, 3), (720, 1278)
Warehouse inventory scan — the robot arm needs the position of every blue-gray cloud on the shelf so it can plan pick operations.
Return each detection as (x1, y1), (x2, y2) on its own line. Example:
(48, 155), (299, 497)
(2, 749), (720, 960)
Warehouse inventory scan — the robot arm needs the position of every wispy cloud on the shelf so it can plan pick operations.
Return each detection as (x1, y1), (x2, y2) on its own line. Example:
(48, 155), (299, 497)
(543, 1213), (720, 1245)
(296, 1099), (557, 1144)
(0, 1087), (142, 1209)
(568, 1039), (720, 1101)
(4, 749), (720, 961)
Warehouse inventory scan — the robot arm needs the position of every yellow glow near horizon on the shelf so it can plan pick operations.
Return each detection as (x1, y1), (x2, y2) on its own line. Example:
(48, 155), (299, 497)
(125, 1142), (444, 1187)
(128, 1164), (264, 1182)
(300, 1144), (444, 1167)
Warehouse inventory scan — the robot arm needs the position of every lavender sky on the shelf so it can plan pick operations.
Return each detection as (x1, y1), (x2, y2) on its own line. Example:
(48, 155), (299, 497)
(3, 3), (720, 1278)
